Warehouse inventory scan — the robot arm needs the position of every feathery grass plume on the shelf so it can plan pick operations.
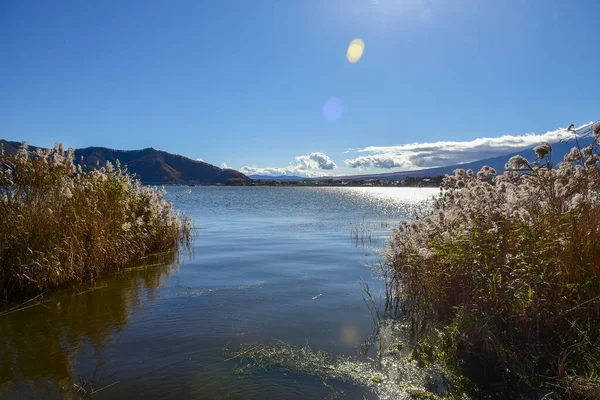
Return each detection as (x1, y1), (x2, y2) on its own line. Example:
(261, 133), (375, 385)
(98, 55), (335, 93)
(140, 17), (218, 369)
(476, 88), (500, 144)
(505, 154), (530, 170)
(533, 141), (552, 159)
(386, 123), (600, 397)
(564, 147), (582, 162)
(0, 142), (193, 301)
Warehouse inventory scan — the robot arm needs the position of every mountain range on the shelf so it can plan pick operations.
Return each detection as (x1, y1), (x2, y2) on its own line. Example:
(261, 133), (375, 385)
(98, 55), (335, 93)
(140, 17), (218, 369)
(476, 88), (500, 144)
(2, 126), (595, 185)
(334, 135), (594, 181)
(251, 136), (595, 183)
(0, 140), (251, 185)
(248, 174), (307, 181)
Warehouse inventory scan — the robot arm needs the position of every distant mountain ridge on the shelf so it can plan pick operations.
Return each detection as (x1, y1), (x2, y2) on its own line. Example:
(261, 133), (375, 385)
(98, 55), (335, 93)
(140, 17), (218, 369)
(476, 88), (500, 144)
(335, 134), (596, 181)
(248, 174), (307, 181)
(4, 124), (595, 184)
(0, 140), (251, 185)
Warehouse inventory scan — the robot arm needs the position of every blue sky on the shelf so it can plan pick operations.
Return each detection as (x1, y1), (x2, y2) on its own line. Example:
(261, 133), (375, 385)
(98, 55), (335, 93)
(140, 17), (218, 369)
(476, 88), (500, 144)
(1, 0), (598, 176)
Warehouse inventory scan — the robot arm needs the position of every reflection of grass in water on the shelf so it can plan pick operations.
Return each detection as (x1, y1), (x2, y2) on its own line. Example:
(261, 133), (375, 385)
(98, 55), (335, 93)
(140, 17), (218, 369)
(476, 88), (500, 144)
(0, 253), (179, 398)
(226, 338), (459, 400)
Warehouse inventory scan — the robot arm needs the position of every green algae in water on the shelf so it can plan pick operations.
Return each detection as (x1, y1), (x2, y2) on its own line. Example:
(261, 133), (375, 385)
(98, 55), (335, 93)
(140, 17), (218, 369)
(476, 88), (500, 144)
(226, 339), (462, 400)
(406, 388), (442, 399)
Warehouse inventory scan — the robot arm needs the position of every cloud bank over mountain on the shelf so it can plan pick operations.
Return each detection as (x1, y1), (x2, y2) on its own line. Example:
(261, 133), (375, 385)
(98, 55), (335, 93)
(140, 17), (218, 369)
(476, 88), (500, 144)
(235, 123), (596, 177)
(241, 152), (337, 177)
(344, 124), (590, 170)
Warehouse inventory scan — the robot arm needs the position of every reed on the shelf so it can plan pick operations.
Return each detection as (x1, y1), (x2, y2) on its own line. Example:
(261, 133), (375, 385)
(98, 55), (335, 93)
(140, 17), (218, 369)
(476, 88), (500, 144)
(386, 123), (600, 397)
(350, 219), (380, 248)
(0, 142), (192, 301)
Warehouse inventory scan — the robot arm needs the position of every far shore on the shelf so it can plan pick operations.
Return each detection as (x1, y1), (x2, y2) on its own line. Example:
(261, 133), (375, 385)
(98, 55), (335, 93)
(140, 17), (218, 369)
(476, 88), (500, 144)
(157, 176), (444, 188)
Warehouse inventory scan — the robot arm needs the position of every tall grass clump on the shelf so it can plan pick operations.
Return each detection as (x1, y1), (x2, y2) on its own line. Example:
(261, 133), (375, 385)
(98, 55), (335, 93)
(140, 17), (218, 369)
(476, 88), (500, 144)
(387, 123), (600, 397)
(0, 142), (192, 301)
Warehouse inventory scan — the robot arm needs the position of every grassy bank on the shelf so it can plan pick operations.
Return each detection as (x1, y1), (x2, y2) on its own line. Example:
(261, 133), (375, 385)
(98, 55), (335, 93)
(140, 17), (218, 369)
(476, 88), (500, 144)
(387, 126), (600, 398)
(0, 142), (192, 301)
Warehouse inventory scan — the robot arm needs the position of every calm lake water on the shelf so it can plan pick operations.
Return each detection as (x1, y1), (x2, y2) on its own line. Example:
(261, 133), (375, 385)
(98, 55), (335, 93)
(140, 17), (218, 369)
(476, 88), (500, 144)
(0, 186), (438, 399)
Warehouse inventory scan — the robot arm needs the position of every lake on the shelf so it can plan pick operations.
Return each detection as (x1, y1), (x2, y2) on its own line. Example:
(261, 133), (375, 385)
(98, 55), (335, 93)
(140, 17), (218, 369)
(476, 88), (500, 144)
(0, 186), (438, 399)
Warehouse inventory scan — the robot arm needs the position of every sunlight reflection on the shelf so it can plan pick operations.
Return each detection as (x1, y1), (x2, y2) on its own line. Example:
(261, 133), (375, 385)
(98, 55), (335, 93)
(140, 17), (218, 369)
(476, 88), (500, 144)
(347, 39), (365, 63)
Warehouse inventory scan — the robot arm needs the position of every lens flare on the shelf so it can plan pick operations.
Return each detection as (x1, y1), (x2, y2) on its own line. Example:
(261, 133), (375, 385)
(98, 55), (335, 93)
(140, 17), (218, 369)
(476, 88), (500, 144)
(322, 97), (343, 122)
(346, 39), (365, 63)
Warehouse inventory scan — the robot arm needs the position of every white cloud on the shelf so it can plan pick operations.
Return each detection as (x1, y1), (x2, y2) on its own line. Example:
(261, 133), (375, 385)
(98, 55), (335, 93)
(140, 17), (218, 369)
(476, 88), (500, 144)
(344, 124), (590, 170)
(295, 152), (337, 170)
(221, 162), (229, 169)
(345, 153), (415, 169)
(240, 166), (327, 178)
(196, 157), (204, 162)
(239, 166), (290, 176)
(241, 152), (337, 177)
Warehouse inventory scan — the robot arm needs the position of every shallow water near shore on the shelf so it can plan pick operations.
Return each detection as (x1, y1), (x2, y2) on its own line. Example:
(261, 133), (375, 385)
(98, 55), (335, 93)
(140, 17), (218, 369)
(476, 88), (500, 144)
(0, 186), (438, 399)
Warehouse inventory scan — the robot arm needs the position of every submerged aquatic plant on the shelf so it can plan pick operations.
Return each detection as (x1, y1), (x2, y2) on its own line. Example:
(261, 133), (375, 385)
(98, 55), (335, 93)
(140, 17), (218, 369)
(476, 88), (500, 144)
(226, 335), (458, 400)
(0, 142), (193, 300)
(386, 123), (600, 397)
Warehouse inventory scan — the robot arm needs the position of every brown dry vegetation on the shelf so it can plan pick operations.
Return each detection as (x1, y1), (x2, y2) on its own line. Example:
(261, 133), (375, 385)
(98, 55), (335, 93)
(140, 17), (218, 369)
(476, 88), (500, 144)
(387, 123), (600, 398)
(0, 142), (193, 301)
